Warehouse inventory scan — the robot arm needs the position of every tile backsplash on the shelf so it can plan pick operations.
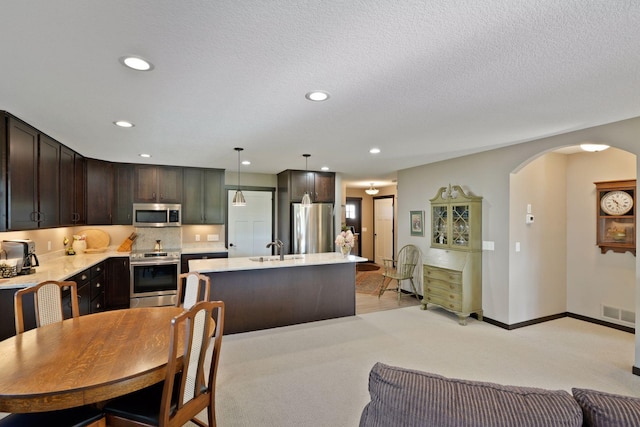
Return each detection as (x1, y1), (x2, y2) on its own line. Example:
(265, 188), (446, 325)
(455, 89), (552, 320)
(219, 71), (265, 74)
(0, 224), (225, 257)
(133, 227), (181, 251)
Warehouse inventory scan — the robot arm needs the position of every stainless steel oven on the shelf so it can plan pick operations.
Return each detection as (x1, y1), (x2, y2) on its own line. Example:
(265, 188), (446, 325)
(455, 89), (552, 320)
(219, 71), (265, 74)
(130, 249), (180, 308)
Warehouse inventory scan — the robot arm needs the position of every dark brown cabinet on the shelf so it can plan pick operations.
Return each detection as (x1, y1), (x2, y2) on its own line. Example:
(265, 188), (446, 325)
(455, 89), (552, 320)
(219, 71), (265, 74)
(134, 165), (183, 203)
(6, 117), (60, 229)
(182, 167), (225, 224)
(105, 257), (130, 310)
(86, 159), (114, 225)
(65, 270), (91, 317)
(37, 135), (61, 228)
(64, 262), (105, 316)
(278, 170), (335, 203)
(60, 146), (85, 226)
(89, 262), (106, 313)
(113, 163), (134, 225)
(313, 172), (335, 202)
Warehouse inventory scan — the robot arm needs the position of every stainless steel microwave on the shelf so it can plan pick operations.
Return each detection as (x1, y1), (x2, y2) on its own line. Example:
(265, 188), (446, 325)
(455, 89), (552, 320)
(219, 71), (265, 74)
(132, 203), (181, 227)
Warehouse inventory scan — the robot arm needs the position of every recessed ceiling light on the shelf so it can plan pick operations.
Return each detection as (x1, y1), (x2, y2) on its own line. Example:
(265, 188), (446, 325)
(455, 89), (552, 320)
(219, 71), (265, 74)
(114, 120), (134, 128)
(580, 143), (610, 152)
(139, 153), (151, 158)
(242, 160), (251, 165)
(119, 55), (154, 71)
(305, 91), (330, 102)
(369, 148), (381, 154)
(321, 166), (329, 171)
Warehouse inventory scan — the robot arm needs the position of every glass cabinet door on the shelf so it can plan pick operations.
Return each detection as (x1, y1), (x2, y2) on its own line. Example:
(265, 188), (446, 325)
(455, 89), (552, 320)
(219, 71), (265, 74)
(432, 205), (448, 246)
(429, 185), (482, 251)
(451, 204), (470, 248)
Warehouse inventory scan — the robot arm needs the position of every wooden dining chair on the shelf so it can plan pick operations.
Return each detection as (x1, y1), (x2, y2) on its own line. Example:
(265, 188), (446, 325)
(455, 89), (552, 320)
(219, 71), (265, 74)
(14, 280), (79, 334)
(378, 244), (421, 302)
(5, 281), (104, 426)
(176, 272), (211, 310)
(104, 300), (225, 427)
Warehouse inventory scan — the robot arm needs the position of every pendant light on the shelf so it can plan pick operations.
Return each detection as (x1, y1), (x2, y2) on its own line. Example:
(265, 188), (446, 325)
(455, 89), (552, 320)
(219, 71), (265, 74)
(232, 147), (246, 206)
(365, 183), (379, 195)
(301, 154), (312, 207)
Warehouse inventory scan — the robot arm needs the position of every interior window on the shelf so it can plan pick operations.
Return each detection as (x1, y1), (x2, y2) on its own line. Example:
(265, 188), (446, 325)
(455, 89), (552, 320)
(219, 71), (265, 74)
(346, 203), (356, 219)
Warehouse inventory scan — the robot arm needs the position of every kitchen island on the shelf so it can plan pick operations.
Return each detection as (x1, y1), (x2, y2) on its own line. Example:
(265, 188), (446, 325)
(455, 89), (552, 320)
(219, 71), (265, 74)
(189, 252), (366, 334)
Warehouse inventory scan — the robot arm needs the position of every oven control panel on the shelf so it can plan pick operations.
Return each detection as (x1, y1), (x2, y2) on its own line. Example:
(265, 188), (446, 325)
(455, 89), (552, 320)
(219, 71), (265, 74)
(130, 249), (181, 263)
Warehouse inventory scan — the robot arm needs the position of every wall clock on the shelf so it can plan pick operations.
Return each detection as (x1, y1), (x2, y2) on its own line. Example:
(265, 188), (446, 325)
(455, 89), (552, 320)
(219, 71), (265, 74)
(600, 190), (634, 216)
(595, 180), (636, 255)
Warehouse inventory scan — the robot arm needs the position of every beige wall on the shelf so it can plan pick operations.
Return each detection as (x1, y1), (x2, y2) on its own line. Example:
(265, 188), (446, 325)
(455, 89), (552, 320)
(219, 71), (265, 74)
(510, 152), (568, 323)
(565, 148), (636, 321)
(398, 116), (640, 326)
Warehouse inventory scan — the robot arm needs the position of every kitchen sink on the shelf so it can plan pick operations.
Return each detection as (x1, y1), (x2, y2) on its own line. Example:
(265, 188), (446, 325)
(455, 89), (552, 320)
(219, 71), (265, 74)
(249, 255), (304, 262)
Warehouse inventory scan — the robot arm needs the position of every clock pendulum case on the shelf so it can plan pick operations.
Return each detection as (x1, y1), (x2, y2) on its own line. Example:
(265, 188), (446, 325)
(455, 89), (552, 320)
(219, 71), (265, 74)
(594, 179), (636, 255)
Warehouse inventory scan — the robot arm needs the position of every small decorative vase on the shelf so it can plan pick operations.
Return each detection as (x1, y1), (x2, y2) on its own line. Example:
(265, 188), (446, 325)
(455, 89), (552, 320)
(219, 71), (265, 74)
(72, 239), (87, 254)
(340, 246), (351, 257)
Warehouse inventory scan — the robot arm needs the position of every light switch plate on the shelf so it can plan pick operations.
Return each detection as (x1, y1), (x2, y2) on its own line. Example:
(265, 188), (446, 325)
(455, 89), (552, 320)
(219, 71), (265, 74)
(207, 234), (219, 242)
(482, 241), (494, 250)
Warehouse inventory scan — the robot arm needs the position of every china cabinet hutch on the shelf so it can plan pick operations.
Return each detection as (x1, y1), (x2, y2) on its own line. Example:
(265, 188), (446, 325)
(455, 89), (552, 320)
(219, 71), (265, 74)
(421, 184), (483, 325)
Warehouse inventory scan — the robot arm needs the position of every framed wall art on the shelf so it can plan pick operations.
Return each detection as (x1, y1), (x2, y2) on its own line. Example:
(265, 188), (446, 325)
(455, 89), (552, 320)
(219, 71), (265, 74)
(410, 210), (424, 236)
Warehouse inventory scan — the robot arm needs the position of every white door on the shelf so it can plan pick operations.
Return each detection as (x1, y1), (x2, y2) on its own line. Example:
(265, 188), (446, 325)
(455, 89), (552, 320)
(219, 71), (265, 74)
(374, 197), (394, 265)
(227, 190), (273, 258)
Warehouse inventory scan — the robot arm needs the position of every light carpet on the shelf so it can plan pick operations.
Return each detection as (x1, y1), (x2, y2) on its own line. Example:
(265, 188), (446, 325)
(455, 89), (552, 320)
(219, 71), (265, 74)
(208, 307), (638, 427)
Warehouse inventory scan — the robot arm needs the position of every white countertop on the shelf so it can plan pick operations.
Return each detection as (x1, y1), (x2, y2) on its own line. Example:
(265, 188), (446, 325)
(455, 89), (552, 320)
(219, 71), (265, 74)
(0, 250), (128, 289)
(189, 252), (367, 273)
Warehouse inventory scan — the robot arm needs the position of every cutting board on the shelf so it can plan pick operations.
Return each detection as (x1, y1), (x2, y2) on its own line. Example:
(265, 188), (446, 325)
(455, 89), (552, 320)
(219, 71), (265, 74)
(77, 229), (110, 251)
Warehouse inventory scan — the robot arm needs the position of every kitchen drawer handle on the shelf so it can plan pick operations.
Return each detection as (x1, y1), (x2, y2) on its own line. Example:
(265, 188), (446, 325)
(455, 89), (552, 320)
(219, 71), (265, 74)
(82, 274), (88, 281)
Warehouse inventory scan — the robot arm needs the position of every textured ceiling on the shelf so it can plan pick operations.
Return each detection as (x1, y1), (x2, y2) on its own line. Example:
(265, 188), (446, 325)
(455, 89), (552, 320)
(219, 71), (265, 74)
(1, 1), (640, 188)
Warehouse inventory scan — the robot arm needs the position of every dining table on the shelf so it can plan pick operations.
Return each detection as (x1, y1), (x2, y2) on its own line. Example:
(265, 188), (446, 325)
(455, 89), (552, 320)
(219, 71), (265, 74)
(0, 306), (183, 413)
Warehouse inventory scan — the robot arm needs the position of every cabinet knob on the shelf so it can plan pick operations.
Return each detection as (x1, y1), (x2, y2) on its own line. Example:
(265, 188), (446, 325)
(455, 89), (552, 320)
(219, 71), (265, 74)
(82, 274), (88, 281)
(96, 282), (101, 288)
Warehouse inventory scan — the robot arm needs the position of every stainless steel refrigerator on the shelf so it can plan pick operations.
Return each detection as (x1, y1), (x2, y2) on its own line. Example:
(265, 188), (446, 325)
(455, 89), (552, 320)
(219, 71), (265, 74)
(292, 203), (334, 254)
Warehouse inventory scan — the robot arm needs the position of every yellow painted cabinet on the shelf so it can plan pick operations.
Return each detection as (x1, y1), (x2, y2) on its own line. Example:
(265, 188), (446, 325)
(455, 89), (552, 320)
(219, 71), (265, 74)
(422, 185), (482, 325)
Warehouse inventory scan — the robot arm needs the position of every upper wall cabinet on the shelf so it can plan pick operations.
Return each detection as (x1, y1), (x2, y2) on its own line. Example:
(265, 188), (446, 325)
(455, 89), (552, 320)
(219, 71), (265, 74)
(86, 159), (114, 225)
(134, 165), (183, 203)
(113, 163), (134, 225)
(182, 168), (225, 224)
(278, 170), (335, 203)
(4, 116), (60, 230)
(60, 146), (86, 226)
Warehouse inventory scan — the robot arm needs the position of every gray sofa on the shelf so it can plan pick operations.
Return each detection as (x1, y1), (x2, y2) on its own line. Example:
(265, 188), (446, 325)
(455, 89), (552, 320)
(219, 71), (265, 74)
(359, 362), (640, 427)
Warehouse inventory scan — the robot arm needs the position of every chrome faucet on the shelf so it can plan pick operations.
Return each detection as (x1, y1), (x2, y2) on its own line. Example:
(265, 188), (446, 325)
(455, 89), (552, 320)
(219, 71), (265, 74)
(266, 239), (284, 260)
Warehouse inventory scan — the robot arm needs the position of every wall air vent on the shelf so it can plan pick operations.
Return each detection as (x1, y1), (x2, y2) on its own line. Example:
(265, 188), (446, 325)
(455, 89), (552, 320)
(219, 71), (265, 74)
(602, 304), (635, 325)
